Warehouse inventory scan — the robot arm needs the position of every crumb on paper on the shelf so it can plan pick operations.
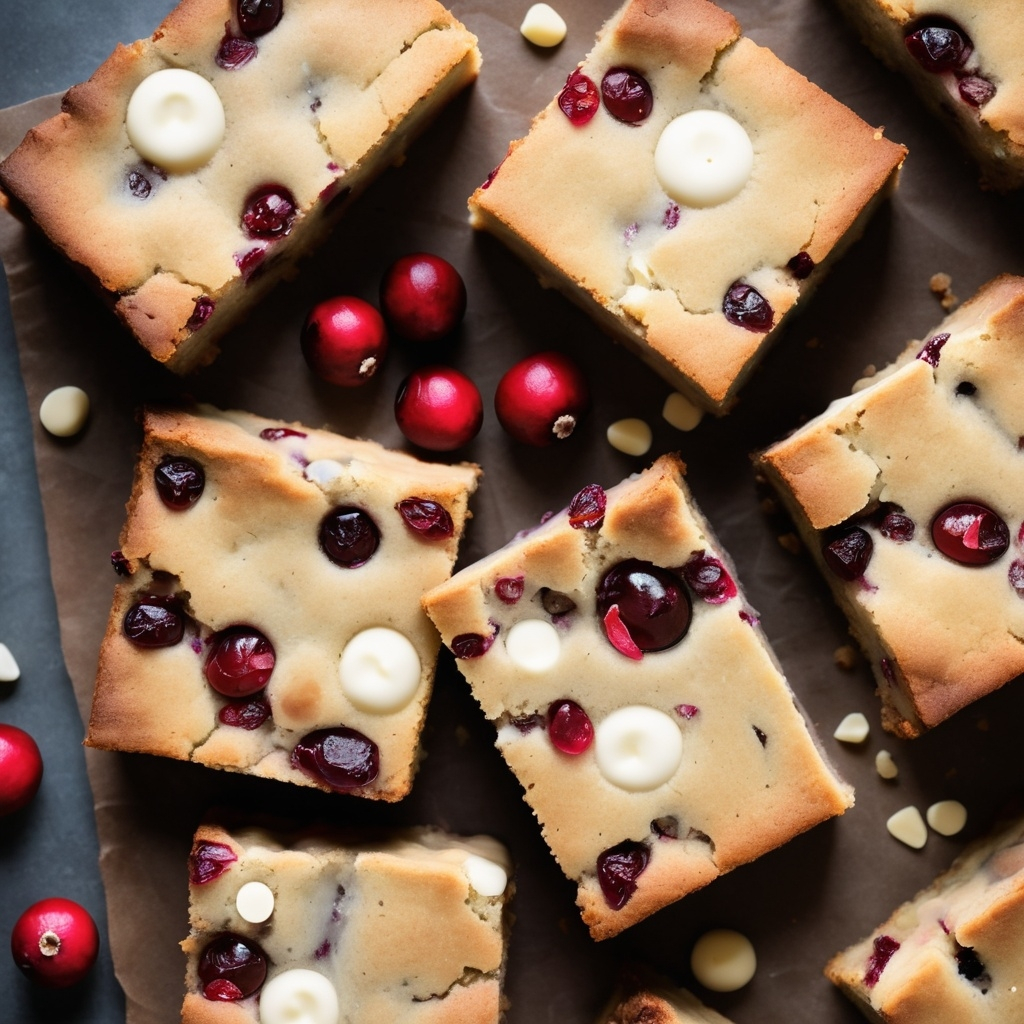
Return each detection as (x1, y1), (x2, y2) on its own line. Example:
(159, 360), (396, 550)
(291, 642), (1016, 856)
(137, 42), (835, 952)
(834, 644), (858, 671)
(929, 272), (958, 311)
(759, 496), (778, 515)
(777, 532), (801, 555)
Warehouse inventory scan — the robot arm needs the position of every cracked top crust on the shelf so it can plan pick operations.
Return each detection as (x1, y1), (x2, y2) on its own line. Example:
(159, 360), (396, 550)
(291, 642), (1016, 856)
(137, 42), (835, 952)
(422, 454), (852, 940)
(86, 406), (480, 801)
(183, 822), (511, 1024)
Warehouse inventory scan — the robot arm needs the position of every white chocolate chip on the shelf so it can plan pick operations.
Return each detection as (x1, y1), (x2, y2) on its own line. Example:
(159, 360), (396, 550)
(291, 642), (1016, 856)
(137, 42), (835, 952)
(235, 881), (275, 924)
(690, 929), (757, 992)
(463, 854), (508, 897)
(504, 619), (561, 673)
(339, 628), (421, 714)
(126, 69), (225, 173)
(662, 392), (704, 431)
(595, 706), (683, 791)
(39, 386), (89, 437)
(627, 253), (655, 288)
(655, 110), (754, 208)
(619, 284), (653, 321)
(259, 969), (339, 1024)
(927, 800), (967, 837)
(520, 3), (567, 46)
(887, 806), (927, 849)
(875, 750), (899, 780)
(607, 418), (652, 456)
(833, 712), (870, 744)
(304, 459), (347, 485)
(0, 644), (20, 683)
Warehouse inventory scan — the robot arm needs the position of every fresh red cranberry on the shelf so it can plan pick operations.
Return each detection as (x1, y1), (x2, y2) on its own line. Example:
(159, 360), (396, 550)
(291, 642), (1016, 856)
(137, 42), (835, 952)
(379, 253), (466, 343)
(198, 933), (267, 1000)
(291, 727), (379, 790)
(395, 366), (482, 451)
(111, 550), (132, 576)
(396, 498), (453, 540)
(932, 502), (1009, 565)
(680, 551), (737, 604)
(216, 33), (258, 69)
(547, 699), (594, 754)
(0, 725), (43, 817)
(242, 185), (296, 240)
(494, 351), (590, 446)
(864, 934), (900, 987)
(319, 507), (380, 568)
(123, 597), (186, 647)
(218, 697), (272, 729)
(558, 68), (600, 125)
(451, 629), (496, 659)
(596, 840), (649, 910)
(301, 296), (387, 387)
(904, 19), (971, 73)
(723, 281), (773, 332)
(495, 576), (524, 604)
(155, 455), (205, 509)
(11, 898), (99, 988)
(127, 169), (152, 199)
(186, 296), (215, 331)
(880, 511), (915, 542)
(823, 528), (873, 581)
(917, 332), (950, 366)
(788, 252), (815, 278)
(958, 74), (996, 107)
(204, 628), (275, 698)
(568, 484), (606, 529)
(1010, 560), (1024, 597)
(237, 0), (282, 37)
(597, 560), (692, 652)
(188, 840), (238, 885)
(600, 67), (653, 124)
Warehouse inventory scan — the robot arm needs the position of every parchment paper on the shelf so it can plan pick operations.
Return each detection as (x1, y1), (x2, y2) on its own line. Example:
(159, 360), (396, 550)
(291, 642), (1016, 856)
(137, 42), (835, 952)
(3, 1), (1024, 1021)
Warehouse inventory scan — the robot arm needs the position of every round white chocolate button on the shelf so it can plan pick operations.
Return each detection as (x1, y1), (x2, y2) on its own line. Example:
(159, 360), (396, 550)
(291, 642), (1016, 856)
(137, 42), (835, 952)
(654, 110), (753, 208)
(887, 805), (927, 849)
(594, 706), (683, 791)
(505, 619), (561, 673)
(126, 69), (225, 173)
(520, 3), (567, 47)
(691, 929), (757, 992)
(235, 881), (274, 924)
(304, 459), (346, 485)
(339, 628), (421, 714)
(259, 969), (339, 1024)
(927, 800), (967, 836)
(39, 386), (90, 437)
(463, 854), (508, 897)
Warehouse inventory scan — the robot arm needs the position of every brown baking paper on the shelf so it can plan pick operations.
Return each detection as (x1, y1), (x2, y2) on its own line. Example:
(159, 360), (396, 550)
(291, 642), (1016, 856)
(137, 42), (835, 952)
(3, 1), (1024, 1021)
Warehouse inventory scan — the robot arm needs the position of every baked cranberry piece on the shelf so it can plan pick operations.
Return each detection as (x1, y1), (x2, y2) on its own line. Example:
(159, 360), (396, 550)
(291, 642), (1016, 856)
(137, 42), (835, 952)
(600, 67), (653, 124)
(291, 727), (380, 790)
(917, 332), (950, 366)
(155, 455), (205, 509)
(864, 934), (900, 987)
(495, 576), (525, 604)
(319, 507), (380, 568)
(547, 699), (594, 754)
(568, 484), (606, 529)
(822, 528), (873, 581)
(904, 18), (972, 73)
(880, 510), (915, 542)
(1010, 559), (1024, 597)
(723, 282), (773, 332)
(186, 296), (215, 332)
(204, 628), (275, 698)
(127, 169), (152, 199)
(958, 74), (996, 107)
(681, 551), (737, 604)
(259, 427), (306, 441)
(242, 185), (296, 240)
(932, 502), (1009, 565)
(198, 933), (268, 1000)
(237, 0), (282, 37)
(558, 68), (600, 126)
(597, 560), (691, 652)
(216, 34), (258, 69)
(596, 840), (649, 910)
(787, 252), (815, 278)
(218, 697), (271, 730)
(396, 498), (453, 540)
(451, 630), (496, 659)
(188, 841), (238, 885)
(123, 596), (186, 648)
(110, 550), (132, 576)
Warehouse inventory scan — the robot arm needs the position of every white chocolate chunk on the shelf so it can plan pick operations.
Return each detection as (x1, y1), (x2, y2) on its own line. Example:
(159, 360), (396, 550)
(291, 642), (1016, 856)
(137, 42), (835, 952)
(0, 643), (20, 682)
(126, 69), (225, 173)
(235, 881), (275, 924)
(594, 706), (682, 791)
(833, 712), (870, 744)
(690, 929), (757, 992)
(304, 459), (346, 485)
(887, 805), (927, 849)
(463, 854), (508, 897)
(607, 418), (652, 456)
(627, 253), (655, 288)
(655, 110), (754, 208)
(927, 800), (967, 836)
(662, 392), (704, 431)
(39, 386), (89, 437)
(339, 628), (421, 714)
(520, 3), (567, 46)
(259, 969), (339, 1024)
(875, 749), (899, 780)
(504, 619), (561, 673)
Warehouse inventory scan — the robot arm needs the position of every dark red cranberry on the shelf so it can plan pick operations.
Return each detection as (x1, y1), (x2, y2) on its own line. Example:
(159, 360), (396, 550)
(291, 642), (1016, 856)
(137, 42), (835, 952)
(111, 550), (132, 576)
(259, 427), (306, 441)
(787, 251), (815, 278)
(596, 840), (649, 910)
(917, 332), (950, 366)
(205, 628), (275, 698)
(481, 159), (503, 190)
(568, 484), (606, 530)
(242, 185), (296, 240)
(823, 528), (873, 581)
(601, 67), (653, 124)
(753, 725), (768, 747)
(958, 75), (996, 107)
(723, 282), (773, 332)
(547, 699), (594, 754)
(396, 498), (453, 540)
(864, 934), (900, 987)
(451, 629), (496, 659)
(186, 296), (215, 332)
(904, 20), (971, 73)
(880, 511), (915, 542)
(291, 727), (379, 790)
(495, 576), (524, 604)
(155, 456), (205, 509)
(680, 551), (737, 604)
(236, 246), (266, 280)
(198, 933), (267, 1000)
(558, 68), (600, 126)
(1010, 560), (1024, 597)
(237, 0), (282, 37)
(379, 253), (466, 343)
(932, 502), (1009, 565)
(123, 597), (186, 648)
(218, 697), (271, 730)
(395, 367), (483, 451)
(216, 34), (258, 69)
(880, 657), (897, 686)
(319, 507), (380, 568)
(188, 841), (237, 885)
(596, 560), (691, 652)
(663, 203), (680, 229)
(127, 169), (151, 199)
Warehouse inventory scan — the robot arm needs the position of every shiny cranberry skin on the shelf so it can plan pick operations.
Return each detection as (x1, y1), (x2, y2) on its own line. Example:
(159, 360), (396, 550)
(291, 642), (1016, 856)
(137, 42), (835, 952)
(558, 68), (600, 125)
(216, 34), (258, 69)
(237, 0), (282, 37)
(395, 367), (482, 451)
(319, 507), (380, 568)
(932, 502), (1009, 565)
(600, 67), (653, 124)
(917, 332), (950, 366)
(864, 934), (900, 987)
(155, 455), (205, 509)
(823, 528), (873, 581)
(11, 898), (99, 988)
(198, 933), (267, 1000)
(204, 628), (275, 698)
(596, 560), (691, 652)
(123, 597), (186, 647)
(788, 252), (815, 278)
(723, 281), (773, 332)
(495, 576), (524, 604)
(451, 630), (496, 659)
(0, 724), (43, 817)
(959, 75), (996, 107)
(188, 840), (238, 885)
(548, 699), (594, 754)
(880, 511), (915, 542)
(218, 697), (272, 729)
(291, 727), (379, 790)
(301, 296), (387, 387)
(242, 185), (296, 239)
(568, 484), (606, 529)
(904, 20), (971, 73)
(396, 498), (454, 540)
(596, 840), (649, 910)
(681, 551), (737, 604)
(495, 351), (590, 446)
(380, 253), (466, 343)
